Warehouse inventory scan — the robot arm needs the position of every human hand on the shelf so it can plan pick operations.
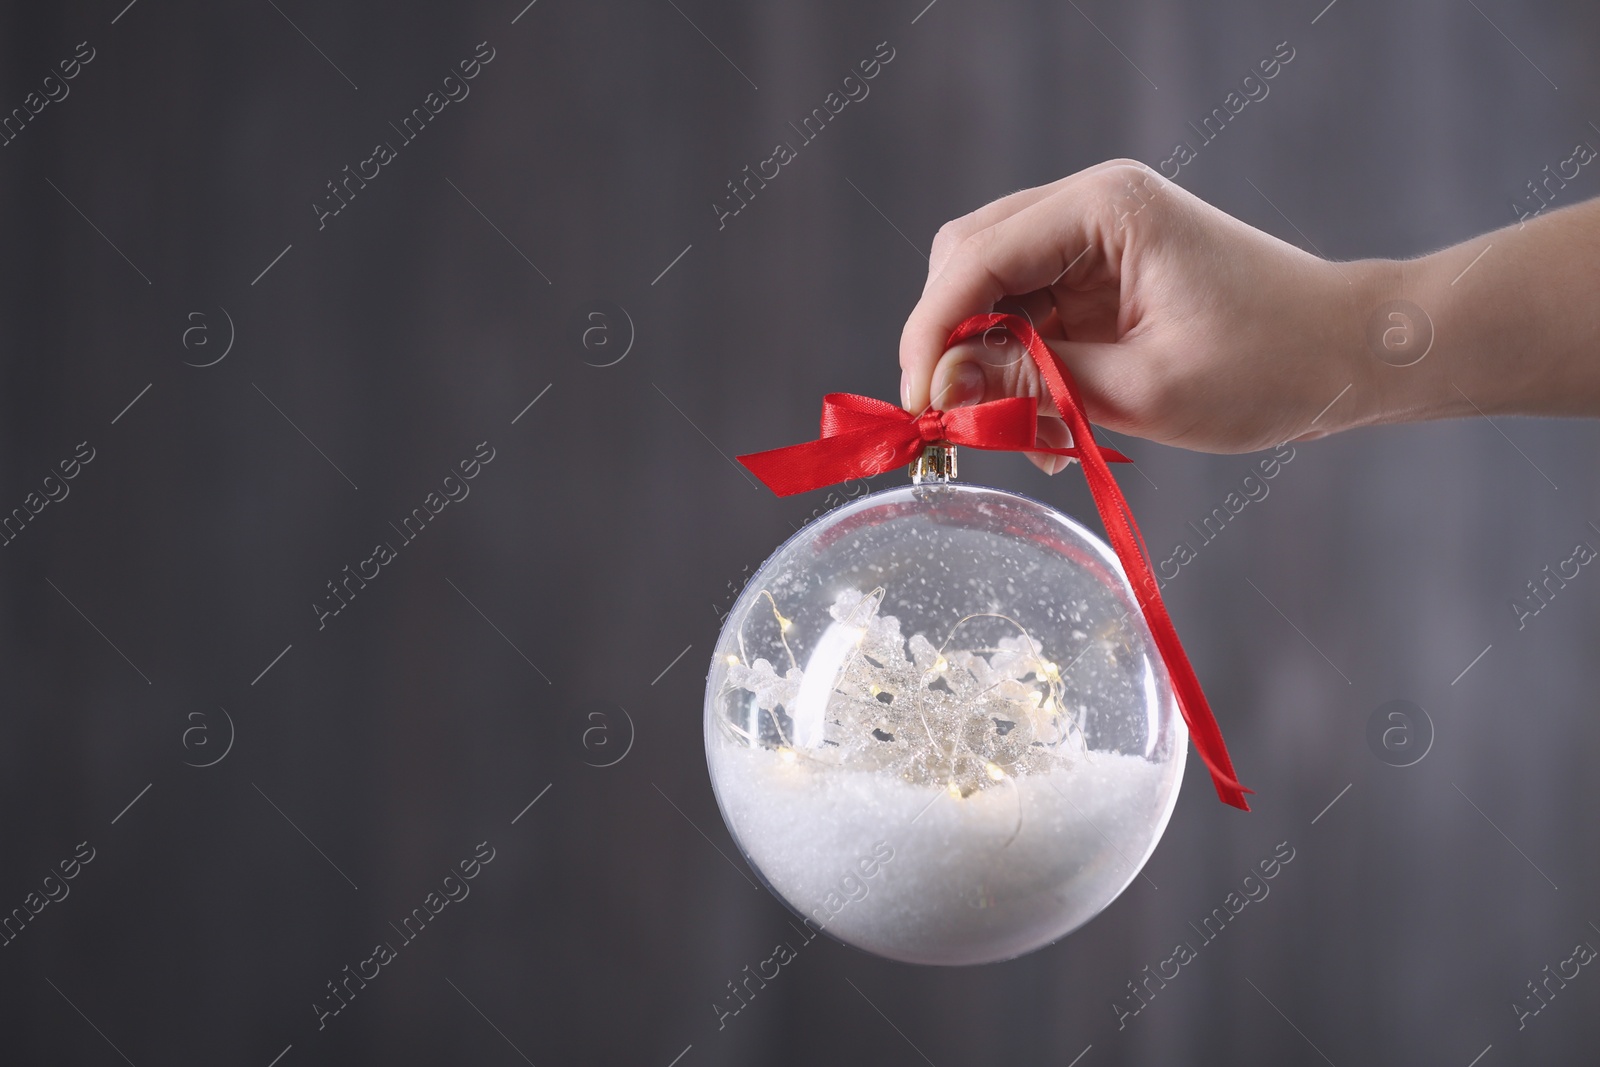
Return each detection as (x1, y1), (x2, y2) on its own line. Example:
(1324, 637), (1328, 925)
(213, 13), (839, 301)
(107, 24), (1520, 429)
(898, 161), (1370, 468)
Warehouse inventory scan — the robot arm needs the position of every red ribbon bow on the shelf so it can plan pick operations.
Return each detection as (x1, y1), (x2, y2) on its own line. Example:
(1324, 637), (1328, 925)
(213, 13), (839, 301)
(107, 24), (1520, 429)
(737, 313), (1251, 810)
(738, 391), (1130, 493)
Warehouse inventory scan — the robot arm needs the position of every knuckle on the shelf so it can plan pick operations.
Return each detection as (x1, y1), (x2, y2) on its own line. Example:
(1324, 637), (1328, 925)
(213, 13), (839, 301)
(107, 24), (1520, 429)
(1100, 156), (1149, 174)
(1007, 358), (1048, 403)
(929, 225), (997, 291)
(1084, 164), (1174, 235)
(929, 219), (969, 261)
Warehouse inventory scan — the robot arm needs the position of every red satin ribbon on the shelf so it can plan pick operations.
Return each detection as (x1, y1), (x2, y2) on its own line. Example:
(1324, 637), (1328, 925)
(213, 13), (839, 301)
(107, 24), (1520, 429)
(738, 391), (1130, 492)
(736, 313), (1251, 810)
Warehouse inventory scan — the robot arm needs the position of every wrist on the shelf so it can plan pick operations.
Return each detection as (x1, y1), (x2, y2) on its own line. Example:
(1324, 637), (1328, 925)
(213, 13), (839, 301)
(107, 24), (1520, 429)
(1343, 252), (1486, 428)
(1348, 207), (1600, 426)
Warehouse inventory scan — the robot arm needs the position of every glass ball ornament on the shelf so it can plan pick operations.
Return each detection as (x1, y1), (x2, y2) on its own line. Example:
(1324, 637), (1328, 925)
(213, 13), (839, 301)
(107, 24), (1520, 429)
(704, 449), (1186, 966)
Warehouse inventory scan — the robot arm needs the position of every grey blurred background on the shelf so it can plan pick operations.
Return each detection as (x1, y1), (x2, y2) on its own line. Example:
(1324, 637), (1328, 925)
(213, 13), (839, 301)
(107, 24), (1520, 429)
(1, 0), (1597, 1063)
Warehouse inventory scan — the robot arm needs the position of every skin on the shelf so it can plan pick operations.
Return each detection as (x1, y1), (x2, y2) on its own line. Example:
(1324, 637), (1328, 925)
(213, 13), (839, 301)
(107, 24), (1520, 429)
(898, 160), (1600, 472)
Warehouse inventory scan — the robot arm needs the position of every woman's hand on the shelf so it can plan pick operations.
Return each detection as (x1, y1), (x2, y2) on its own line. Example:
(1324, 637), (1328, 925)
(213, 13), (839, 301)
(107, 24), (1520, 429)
(899, 161), (1380, 467)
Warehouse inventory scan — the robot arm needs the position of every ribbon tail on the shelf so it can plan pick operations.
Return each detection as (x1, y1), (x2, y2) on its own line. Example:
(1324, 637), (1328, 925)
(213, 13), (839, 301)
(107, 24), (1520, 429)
(739, 429), (920, 497)
(947, 314), (1252, 811)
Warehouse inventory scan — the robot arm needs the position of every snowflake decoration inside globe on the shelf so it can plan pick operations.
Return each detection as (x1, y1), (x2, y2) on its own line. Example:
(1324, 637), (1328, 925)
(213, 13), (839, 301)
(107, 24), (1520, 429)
(705, 480), (1187, 966)
(723, 587), (1084, 800)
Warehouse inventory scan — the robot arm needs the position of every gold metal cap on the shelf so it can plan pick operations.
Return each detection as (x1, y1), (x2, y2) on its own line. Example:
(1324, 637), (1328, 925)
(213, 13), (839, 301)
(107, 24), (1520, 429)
(909, 442), (957, 484)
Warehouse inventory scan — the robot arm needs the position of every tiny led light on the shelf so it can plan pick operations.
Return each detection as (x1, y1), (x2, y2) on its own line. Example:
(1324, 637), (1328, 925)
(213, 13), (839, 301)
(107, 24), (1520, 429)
(777, 613), (794, 634)
(778, 747), (798, 763)
(725, 654), (740, 666)
(932, 655), (948, 672)
(984, 761), (1007, 782)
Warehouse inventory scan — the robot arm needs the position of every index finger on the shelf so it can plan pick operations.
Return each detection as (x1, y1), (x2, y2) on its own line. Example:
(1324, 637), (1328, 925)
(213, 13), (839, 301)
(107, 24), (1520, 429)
(899, 169), (1134, 412)
(921, 159), (1152, 294)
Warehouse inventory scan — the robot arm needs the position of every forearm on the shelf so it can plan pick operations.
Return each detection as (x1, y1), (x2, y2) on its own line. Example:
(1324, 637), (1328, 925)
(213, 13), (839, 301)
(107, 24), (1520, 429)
(1355, 197), (1600, 427)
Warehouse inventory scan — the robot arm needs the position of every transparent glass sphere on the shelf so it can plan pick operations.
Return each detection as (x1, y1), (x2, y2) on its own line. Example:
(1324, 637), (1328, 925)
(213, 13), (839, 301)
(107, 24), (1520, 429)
(704, 481), (1186, 966)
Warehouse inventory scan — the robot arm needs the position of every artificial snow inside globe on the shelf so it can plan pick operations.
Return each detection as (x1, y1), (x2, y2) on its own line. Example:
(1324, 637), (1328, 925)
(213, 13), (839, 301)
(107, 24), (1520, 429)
(704, 445), (1187, 966)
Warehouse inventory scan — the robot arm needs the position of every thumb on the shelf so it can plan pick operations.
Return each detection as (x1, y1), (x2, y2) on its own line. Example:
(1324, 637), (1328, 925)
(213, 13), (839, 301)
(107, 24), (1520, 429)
(927, 330), (1052, 414)
(929, 331), (1148, 438)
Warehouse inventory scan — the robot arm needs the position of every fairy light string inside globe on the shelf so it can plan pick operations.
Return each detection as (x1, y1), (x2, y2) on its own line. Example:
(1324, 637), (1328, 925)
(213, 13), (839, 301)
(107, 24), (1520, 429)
(720, 587), (1098, 806)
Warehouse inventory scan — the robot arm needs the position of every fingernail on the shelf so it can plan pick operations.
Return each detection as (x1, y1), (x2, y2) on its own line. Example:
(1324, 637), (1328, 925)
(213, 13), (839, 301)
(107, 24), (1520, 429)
(900, 372), (910, 409)
(1047, 456), (1076, 475)
(937, 361), (985, 409)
